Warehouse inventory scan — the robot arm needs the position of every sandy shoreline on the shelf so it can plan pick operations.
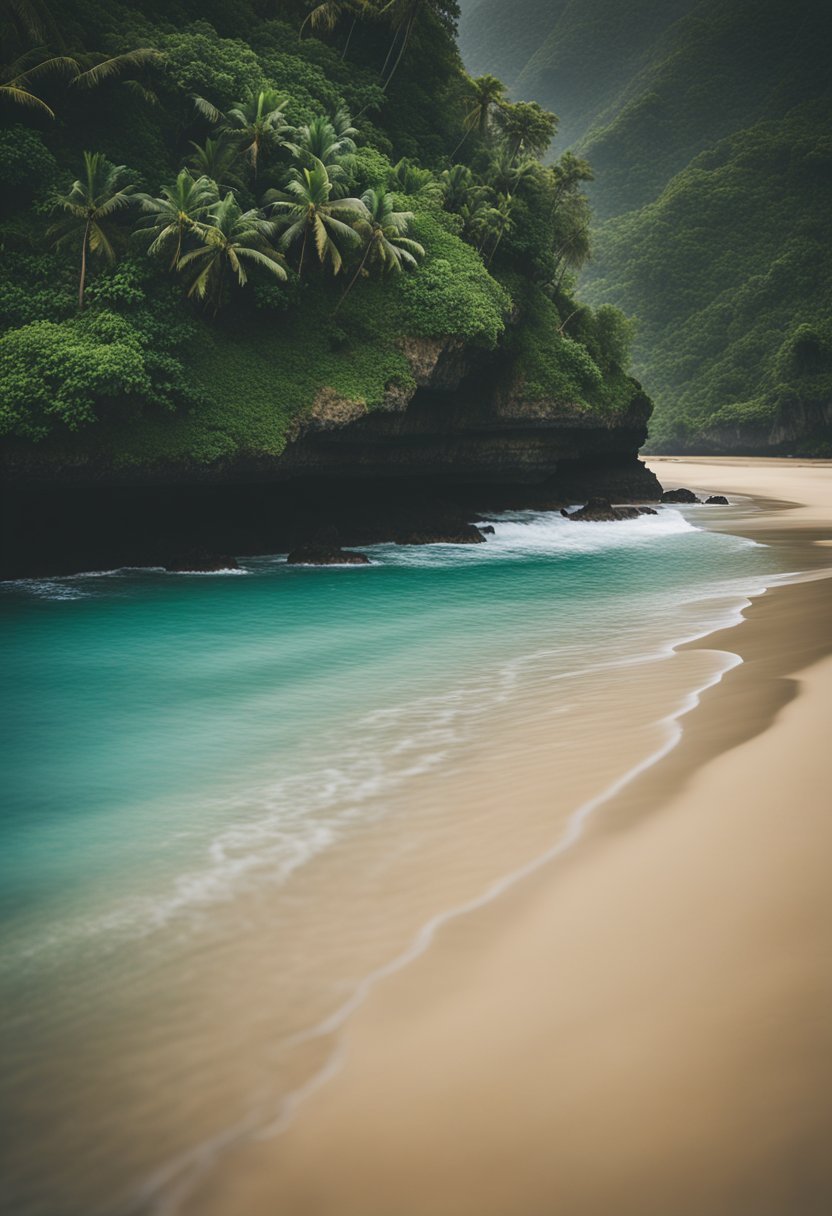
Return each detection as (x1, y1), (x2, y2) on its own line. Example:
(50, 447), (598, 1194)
(179, 459), (832, 1216)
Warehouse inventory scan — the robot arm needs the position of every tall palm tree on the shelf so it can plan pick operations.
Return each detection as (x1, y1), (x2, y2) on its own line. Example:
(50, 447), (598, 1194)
(48, 151), (136, 309)
(481, 192), (514, 267)
(264, 159), (367, 277)
(485, 147), (538, 197)
(186, 136), (244, 194)
(70, 48), (163, 95)
(452, 73), (506, 156)
(194, 88), (290, 184)
(134, 171), (218, 269)
(177, 193), (287, 310)
(336, 187), (424, 310)
(299, 0), (368, 57)
(496, 100), (558, 163)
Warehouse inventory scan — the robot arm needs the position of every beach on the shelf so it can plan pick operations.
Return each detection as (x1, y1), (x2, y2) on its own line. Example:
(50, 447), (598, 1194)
(174, 458), (832, 1216)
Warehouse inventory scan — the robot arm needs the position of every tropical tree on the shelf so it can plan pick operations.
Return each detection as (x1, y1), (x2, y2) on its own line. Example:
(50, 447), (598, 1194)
(265, 158), (367, 277)
(299, 0), (369, 58)
(485, 147), (539, 196)
(496, 100), (558, 162)
(186, 136), (244, 194)
(48, 151), (137, 309)
(134, 171), (218, 269)
(194, 88), (291, 183)
(440, 163), (481, 213)
(0, 48), (77, 118)
(379, 0), (458, 90)
(176, 192), (287, 310)
(285, 108), (357, 194)
(389, 157), (444, 202)
(452, 73), (506, 155)
(480, 192), (514, 266)
(70, 48), (164, 101)
(336, 187), (424, 309)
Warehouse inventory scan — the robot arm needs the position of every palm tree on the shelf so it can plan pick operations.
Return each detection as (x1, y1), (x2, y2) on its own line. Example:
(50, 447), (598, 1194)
(389, 158), (443, 202)
(452, 74), (507, 156)
(194, 88), (290, 184)
(481, 192), (514, 267)
(49, 151), (137, 309)
(285, 108), (357, 194)
(496, 100), (558, 163)
(336, 187), (424, 310)
(299, 0), (368, 57)
(186, 136), (244, 194)
(264, 158), (367, 277)
(439, 163), (481, 213)
(134, 171), (218, 269)
(70, 48), (164, 95)
(485, 147), (538, 197)
(0, 48), (78, 119)
(177, 193), (287, 310)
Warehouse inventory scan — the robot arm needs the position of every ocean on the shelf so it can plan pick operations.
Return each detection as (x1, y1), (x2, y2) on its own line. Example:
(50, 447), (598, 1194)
(0, 503), (796, 1215)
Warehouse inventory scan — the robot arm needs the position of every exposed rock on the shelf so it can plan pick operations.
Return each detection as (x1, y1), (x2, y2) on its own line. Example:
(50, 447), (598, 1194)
(561, 497), (649, 522)
(291, 387), (367, 438)
(479, 524), (496, 534)
(396, 522), (487, 545)
(660, 488), (702, 504)
(164, 550), (239, 572)
(705, 494), (729, 505)
(286, 545), (370, 565)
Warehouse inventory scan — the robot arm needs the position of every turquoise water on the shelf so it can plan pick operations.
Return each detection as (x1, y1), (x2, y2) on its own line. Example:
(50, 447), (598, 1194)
(0, 506), (795, 1215)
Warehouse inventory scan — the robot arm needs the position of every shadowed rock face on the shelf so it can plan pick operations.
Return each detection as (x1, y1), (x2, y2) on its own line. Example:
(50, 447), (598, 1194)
(0, 336), (662, 578)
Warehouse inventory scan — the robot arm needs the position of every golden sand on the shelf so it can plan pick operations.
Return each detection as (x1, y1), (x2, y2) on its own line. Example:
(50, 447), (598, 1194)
(179, 459), (832, 1216)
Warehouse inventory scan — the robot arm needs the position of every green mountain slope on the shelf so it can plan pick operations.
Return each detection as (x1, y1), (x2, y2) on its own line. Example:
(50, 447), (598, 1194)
(457, 0), (832, 452)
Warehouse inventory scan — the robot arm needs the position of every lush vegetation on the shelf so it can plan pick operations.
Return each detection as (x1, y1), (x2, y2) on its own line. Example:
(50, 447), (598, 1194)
(0, 0), (638, 467)
(457, 0), (832, 452)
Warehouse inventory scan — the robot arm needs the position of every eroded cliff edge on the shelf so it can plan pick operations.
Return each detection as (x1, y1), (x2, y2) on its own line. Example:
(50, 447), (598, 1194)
(1, 330), (660, 578)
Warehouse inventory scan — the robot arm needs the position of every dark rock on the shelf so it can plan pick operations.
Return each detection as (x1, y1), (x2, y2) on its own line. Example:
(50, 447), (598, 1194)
(479, 524), (496, 535)
(705, 494), (729, 505)
(396, 522), (487, 545)
(660, 488), (702, 504)
(164, 550), (239, 572)
(286, 545), (370, 565)
(561, 497), (647, 522)
(637, 506), (659, 515)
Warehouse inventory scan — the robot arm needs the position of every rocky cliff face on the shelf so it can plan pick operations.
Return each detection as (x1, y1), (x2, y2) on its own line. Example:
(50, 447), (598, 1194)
(0, 334), (660, 578)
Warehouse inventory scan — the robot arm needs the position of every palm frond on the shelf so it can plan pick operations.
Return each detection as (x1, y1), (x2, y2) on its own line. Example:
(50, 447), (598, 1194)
(72, 48), (163, 90)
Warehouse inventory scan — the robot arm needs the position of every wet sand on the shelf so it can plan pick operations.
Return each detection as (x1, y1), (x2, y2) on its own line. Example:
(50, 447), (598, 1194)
(179, 459), (832, 1216)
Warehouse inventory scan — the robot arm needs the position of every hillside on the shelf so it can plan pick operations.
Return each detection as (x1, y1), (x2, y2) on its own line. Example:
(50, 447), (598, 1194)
(0, 0), (658, 575)
(457, 0), (832, 452)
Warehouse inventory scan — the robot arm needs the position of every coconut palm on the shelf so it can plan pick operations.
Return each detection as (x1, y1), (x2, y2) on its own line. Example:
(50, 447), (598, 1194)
(194, 88), (291, 183)
(389, 158), (443, 202)
(452, 73), (506, 156)
(0, 48), (78, 118)
(186, 136), (244, 194)
(496, 100), (558, 163)
(480, 192), (514, 267)
(177, 193), (287, 310)
(70, 48), (163, 96)
(439, 163), (481, 213)
(299, 0), (368, 58)
(285, 108), (357, 194)
(264, 158), (367, 277)
(379, 0), (457, 89)
(48, 151), (137, 309)
(336, 187), (424, 310)
(134, 170), (219, 269)
(485, 147), (538, 197)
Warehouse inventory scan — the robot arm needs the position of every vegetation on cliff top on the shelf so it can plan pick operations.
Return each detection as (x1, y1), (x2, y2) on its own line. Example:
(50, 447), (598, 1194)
(0, 0), (639, 468)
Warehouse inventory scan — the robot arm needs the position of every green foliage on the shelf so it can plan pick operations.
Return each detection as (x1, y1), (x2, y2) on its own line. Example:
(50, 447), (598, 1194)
(0, 0), (641, 462)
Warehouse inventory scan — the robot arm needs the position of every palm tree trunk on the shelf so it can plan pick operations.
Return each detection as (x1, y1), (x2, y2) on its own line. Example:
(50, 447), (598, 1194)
(486, 230), (504, 268)
(334, 238), (372, 314)
(78, 217), (91, 310)
(451, 126), (471, 159)
(299, 225), (308, 278)
(382, 10), (416, 91)
(342, 14), (358, 58)
(380, 26), (401, 80)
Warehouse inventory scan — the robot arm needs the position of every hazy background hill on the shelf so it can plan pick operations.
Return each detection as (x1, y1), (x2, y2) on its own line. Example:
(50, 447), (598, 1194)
(458, 0), (832, 452)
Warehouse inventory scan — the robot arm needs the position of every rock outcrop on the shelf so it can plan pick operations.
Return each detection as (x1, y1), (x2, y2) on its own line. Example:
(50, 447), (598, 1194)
(561, 498), (659, 521)
(705, 494), (729, 504)
(661, 488), (702, 504)
(286, 545), (370, 566)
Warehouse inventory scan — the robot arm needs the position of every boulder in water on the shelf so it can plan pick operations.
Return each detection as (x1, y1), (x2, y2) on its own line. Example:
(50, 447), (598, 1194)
(561, 497), (647, 522)
(705, 494), (729, 505)
(286, 545), (370, 565)
(660, 488), (702, 504)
